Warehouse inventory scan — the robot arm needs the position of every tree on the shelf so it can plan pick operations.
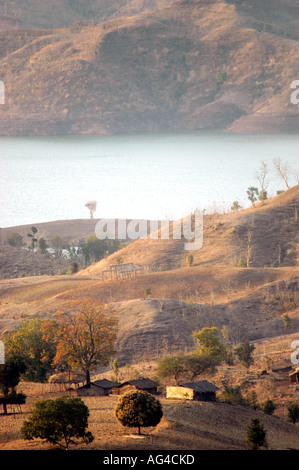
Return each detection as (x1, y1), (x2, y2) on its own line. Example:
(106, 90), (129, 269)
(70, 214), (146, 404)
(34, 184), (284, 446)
(21, 396), (94, 449)
(85, 200), (97, 219)
(157, 351), (219, 383)
(231, 201), (242, 212)
(115, 390), (163, 435)
(287, 402), (299, 424)
(256, 160), (270, 205)
(4, 318), (57, 382)
(80, 234), (119, 266)
(38, 237), (48, 254)
(273, 157), (291, 189)
(186, 253), (194, 267)
(27, 226), (38, 250)
(0, 358), (26, 414)
(192, 326), (226, 362)
(54, 299), (118, 385)
(246, 418), (268, 450)
(6, 232), (24, 248)
(235, 340), (255, 369)
(183, 352), (218, 381)
(262, 399), (276, 415)
(282, 313), (292, 330)
(156, 354), (187, 383)
(247, 187), (259, 207)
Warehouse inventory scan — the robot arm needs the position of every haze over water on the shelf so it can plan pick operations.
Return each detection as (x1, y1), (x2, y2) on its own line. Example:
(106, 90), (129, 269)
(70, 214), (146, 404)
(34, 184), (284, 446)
(0, 131), (298, 228)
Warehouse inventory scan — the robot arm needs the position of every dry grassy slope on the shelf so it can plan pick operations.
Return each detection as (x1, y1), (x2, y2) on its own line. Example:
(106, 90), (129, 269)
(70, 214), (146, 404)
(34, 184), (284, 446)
(0, 187), (298, 363)
(79, 185), (299, 275)
(0, 266), (297, 363)
(0, 0), (298, 135)
(0, 0), (175, 29)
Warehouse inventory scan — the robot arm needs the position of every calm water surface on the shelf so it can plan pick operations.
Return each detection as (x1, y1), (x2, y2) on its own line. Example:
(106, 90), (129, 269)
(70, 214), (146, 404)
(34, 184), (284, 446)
(0, 131), (298, 227)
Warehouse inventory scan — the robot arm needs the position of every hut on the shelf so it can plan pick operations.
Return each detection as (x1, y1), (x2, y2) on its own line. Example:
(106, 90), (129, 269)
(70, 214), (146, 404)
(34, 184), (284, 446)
(76, 379), (120, 396)
(48, 372), (85, 391)
(111, 378), (159, 395)
(166, 380), (219, 401)
(101, 263), (142, 281)
(289, 367), (299, 383)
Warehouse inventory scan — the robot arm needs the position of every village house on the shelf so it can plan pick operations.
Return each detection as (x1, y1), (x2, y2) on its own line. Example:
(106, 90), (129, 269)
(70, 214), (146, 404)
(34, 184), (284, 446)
(76, 379), (120, 396)
(289, 367), (299, 383)
(166, 380), (219, 401)
(111, 378), (159, 395)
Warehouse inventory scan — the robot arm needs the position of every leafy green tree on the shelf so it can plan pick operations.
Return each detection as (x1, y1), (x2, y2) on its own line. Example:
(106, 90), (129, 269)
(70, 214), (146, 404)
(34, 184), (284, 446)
(262, 399), (276, 415)
(287, 402), (299, 424)
(156, 354), (187, 383)
(192, 326), (226, 362)
(258, 190), (268, 202)
(247, 187), (259, 207)
(231, 201), (242, 212)
(220, 383), (247, 406)
(80, 234), (119, 266)
(235, 339), (255, 369)
(38, 237), (48, 254)
(183, 352), (218, 381)
(67, 261), (79, 274)
(4, 318), (57, 382)
(21, 396), (94, 449)
(246, 418), (268, 450)
(6, 232), (25, 248)
(0, 357), (26, 414)
(115, 391), (163, 435)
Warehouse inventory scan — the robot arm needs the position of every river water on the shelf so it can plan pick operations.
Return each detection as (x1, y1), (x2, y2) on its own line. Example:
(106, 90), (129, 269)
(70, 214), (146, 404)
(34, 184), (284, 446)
(0, 131), (298, 228)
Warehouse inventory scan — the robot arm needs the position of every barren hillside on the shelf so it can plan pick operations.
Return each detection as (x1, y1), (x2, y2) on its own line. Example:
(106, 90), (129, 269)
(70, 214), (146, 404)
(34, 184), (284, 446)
(0, 0), (298, 135)
(79, 185), (299, 275)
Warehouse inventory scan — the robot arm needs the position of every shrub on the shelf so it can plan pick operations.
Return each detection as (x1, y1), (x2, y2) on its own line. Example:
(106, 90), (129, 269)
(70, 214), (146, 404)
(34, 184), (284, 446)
(21, 396), (94, 449)
(262, 399), (276, 415)
(115, 390), (163, 435)
(246, 418), (268, 450)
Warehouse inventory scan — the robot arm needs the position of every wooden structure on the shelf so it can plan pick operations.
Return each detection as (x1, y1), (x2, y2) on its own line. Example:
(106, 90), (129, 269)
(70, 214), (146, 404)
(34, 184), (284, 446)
(102, 263), (143, 281)
(166, 380), (219, 401)
(111, 378), (159, 395)
(76, 379), (120, 396)
(289, 367), (299, 383)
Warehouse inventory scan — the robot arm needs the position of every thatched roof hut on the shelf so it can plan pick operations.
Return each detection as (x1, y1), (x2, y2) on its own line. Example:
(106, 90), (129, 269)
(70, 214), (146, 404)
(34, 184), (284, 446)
(76, 379), (120, 396)
(48, 372), (85, 388)
(166, 380), (219, 401)
(111, 378), (159, 395)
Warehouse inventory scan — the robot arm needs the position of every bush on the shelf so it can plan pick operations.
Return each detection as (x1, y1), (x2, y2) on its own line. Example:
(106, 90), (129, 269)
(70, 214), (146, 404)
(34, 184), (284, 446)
(115, 390), (163, 435)
(246, 418), (268, 450)
(220, 383), (248, 406)
(262, 399), (276, 415)
(21, 396), (94, 449)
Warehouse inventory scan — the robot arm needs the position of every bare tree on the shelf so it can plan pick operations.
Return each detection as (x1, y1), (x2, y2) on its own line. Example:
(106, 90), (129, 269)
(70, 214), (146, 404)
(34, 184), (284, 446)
(85, 200), (97, 219)
(256, 160), (270, 204)
(273, 158), (291, 189)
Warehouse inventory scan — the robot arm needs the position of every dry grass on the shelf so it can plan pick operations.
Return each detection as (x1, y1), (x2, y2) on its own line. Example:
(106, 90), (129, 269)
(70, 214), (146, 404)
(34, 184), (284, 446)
(1, 379), (298, 451)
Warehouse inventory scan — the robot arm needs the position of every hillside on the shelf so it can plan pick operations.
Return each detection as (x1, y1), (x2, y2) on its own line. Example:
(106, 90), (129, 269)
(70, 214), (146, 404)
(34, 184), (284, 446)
(0, 0), (298, 135)
(79, 185), (299, 275)
(0, 187), (298, 363)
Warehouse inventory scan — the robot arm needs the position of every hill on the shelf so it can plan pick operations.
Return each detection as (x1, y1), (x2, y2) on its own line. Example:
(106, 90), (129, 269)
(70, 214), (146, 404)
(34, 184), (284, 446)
(79, 185), (299, 275)
(0, 0), (298, 135)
